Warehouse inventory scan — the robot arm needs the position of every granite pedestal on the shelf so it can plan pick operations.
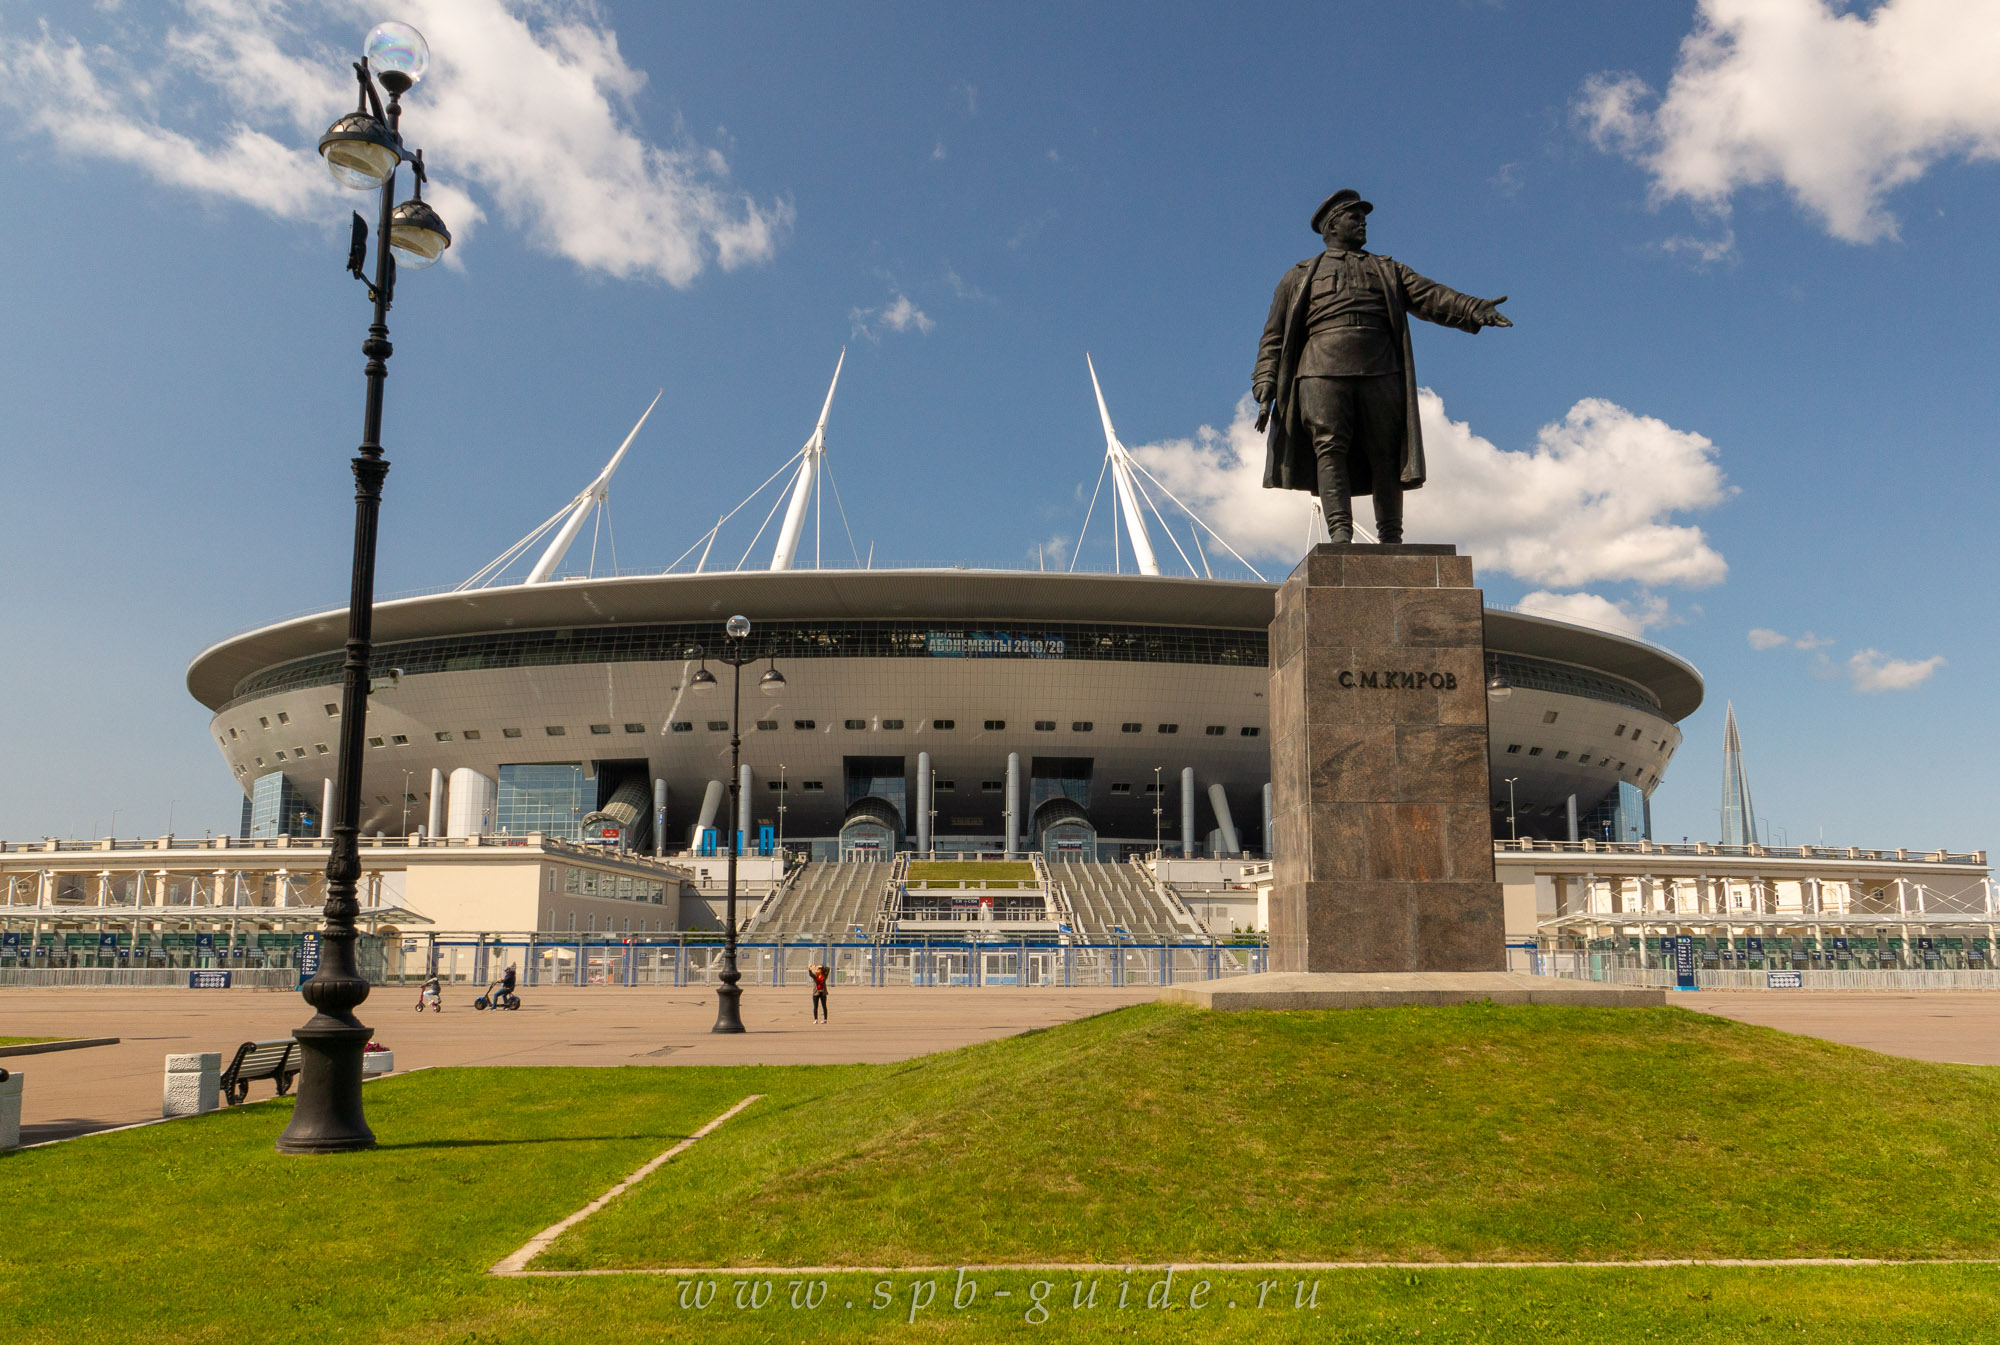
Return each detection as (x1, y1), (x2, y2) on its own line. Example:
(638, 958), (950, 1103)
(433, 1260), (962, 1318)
(1268, 543), (1506, 973)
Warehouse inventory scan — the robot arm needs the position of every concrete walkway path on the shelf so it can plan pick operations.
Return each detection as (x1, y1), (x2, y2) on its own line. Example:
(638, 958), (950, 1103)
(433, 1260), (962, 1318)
(6, 984), (1998, 1144)
(0, 985), (1155, 1142)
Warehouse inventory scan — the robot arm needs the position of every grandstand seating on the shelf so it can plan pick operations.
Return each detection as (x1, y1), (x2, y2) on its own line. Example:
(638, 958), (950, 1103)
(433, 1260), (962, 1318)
(1047, 860), (1191, 940)
(755, 860), (891, 938)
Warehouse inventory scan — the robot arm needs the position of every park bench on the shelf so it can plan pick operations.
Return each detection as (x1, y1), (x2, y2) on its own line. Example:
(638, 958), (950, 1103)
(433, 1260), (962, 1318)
(220, 1039), (299, 1106)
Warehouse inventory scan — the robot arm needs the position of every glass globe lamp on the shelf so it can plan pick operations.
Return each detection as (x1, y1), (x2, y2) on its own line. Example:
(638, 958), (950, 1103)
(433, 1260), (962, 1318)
(388, 196), (451, 268)
(318, 112), (399, 189)
(364, 22), (430, 93)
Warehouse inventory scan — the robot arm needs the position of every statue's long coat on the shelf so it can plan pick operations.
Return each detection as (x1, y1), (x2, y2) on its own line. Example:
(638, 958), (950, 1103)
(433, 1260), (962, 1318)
(1253, 252), (1487, 497)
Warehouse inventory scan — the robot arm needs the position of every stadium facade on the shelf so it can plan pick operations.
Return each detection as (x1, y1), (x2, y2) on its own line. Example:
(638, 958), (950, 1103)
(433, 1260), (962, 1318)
(187, 363), (1703, 863)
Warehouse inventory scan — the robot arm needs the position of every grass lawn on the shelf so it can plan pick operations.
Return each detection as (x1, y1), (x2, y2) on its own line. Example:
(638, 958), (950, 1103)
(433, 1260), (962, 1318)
(0, 1037), (60, 1048)
(3, 1003), (2000, 1343)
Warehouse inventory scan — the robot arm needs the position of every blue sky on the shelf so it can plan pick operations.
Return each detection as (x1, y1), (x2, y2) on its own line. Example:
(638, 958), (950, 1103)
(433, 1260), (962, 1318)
(0, 0), (1993, 852)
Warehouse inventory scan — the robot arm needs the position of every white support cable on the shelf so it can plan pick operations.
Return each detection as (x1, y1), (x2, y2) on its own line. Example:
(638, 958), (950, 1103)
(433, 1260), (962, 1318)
(1190, 521), (1212, 578)
(455, 503), (571, 590)
(1124, 457), (1268, 581)
(662, 446), (809, 574)
(733, 475), (797, 571)
(823, 459), (864, 568)
(524, 391), (662, 585)
(1068, 456), (1111, 574)
(1126, 468), (1200, 577)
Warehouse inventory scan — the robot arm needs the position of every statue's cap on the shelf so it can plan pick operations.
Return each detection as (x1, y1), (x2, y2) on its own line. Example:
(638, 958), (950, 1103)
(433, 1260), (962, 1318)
(1310, 189), (1373, 233)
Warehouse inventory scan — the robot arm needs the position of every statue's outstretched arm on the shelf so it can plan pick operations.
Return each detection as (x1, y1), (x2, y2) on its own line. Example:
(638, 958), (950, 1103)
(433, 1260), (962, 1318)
(1398, 261), (1512, 332)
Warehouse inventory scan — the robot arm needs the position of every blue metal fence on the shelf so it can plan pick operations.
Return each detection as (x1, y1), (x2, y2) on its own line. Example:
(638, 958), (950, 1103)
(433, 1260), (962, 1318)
(400, 937), (1266, 989)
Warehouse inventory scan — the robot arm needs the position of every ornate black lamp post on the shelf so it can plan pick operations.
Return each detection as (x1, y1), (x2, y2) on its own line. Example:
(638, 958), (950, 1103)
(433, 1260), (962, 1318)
(277, 21), (451, 1155)
(691, 616), (786, 1034)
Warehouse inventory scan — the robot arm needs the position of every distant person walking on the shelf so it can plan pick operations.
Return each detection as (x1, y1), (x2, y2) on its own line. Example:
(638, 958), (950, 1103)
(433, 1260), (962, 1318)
(809, 961), (830, 1024)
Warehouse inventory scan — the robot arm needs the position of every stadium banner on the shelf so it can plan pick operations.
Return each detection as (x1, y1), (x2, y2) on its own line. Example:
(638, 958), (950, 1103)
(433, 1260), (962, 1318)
(925, 631), (1066, 658)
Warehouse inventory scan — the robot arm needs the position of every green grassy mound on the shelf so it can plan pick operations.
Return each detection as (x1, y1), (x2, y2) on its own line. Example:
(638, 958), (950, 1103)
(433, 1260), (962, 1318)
(0, 1036), (60, 1048)
(549, 1002), (2000, 1269)
(3, 1004), (2000, 1343)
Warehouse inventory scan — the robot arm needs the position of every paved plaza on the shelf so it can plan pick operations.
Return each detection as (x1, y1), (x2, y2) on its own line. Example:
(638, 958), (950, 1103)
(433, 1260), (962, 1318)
(0, 984), (1157, 1142)
(4, 986), (1998, 1143)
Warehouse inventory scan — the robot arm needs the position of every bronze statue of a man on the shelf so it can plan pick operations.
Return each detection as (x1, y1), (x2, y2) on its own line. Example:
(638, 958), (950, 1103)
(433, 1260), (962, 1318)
(1252, 189), (1511, 543)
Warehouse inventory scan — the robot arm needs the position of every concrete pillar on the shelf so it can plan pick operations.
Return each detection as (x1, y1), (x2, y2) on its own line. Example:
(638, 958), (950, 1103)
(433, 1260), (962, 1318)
(916, 751), (932, 855)
(1566, 793), (1579, 843)
(690, 779), (725, 852)
(320, 779), (334, 840)
(162, 1052), (220, 1118)
(1207, 783), (1240, 856)
(446, 768), (496, 838)
(737, 763), (752, 855)
(427, 768), (444, 839)
(1262, 782), (1273, 861)
(1004, 753), (1021, 856)
(1181, 767), (1196, 858)
(653, 779), (667, 858)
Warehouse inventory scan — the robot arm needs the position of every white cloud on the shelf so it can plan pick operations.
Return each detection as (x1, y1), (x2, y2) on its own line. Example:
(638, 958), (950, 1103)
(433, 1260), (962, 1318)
(849, 292), (933, 341)
(1517, 591), (1670, 639)
(1747, 627), (1791, 650)
(1126, 389), (1730, 590)
(1578, 0), (2000, 244)
(0, 0), (790, 285)
(1794, 631), (1833, 650)
(1847, 648), (1945, 692)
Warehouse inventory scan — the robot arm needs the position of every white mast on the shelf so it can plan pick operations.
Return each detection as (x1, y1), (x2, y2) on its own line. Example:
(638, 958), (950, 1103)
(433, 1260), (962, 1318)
(771, 349), (845, 572)
(1087, 354), (1160, 576)
(524, 391), (662, 584)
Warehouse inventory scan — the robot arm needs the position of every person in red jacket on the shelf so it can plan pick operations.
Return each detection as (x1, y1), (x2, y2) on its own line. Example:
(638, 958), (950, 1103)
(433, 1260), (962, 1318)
(808, 961), (830, 1024)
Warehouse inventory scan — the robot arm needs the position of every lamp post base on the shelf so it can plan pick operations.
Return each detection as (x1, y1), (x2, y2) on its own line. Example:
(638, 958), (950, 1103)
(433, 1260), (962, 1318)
(712, 976), (745, 1034)
(275, 1016), (378, 1153)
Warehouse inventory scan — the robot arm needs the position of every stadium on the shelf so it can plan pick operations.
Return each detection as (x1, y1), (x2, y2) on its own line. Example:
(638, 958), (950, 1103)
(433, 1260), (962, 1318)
(187, 357), (1703, 874)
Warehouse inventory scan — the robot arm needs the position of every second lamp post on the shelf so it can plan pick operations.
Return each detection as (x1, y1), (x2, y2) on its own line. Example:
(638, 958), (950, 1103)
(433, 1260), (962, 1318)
(691, 616), (785, 1033)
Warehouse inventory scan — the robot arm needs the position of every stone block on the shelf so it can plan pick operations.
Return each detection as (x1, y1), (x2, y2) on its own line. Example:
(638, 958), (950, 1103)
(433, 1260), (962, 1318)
(1305, 587), (1397, 647)
(1394, 588), (1484, 647)
(1268, 542), (1504, 974)
(0, 1071), (21, 1150)
(1339, 553), (1444, 589)
(163, 1052), (220, 1118)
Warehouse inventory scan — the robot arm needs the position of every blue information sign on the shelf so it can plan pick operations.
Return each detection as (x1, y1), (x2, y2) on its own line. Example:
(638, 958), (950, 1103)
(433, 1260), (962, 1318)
(3, 932), (20, 949)
(1672, 935), (1697, 991)
(188, 970), (233, 990)
(1747, 937), (1764, 953)
(1767, 971), (1803, 989)
(195, 932), (215, 949)
(298, 932), (321, 986)
(98, 932), (117, 949)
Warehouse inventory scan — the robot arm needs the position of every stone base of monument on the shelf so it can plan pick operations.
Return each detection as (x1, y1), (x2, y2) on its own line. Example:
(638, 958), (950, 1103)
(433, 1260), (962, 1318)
(1161, 971), (1666, 1011)
(1268, 543), (1509, 973)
